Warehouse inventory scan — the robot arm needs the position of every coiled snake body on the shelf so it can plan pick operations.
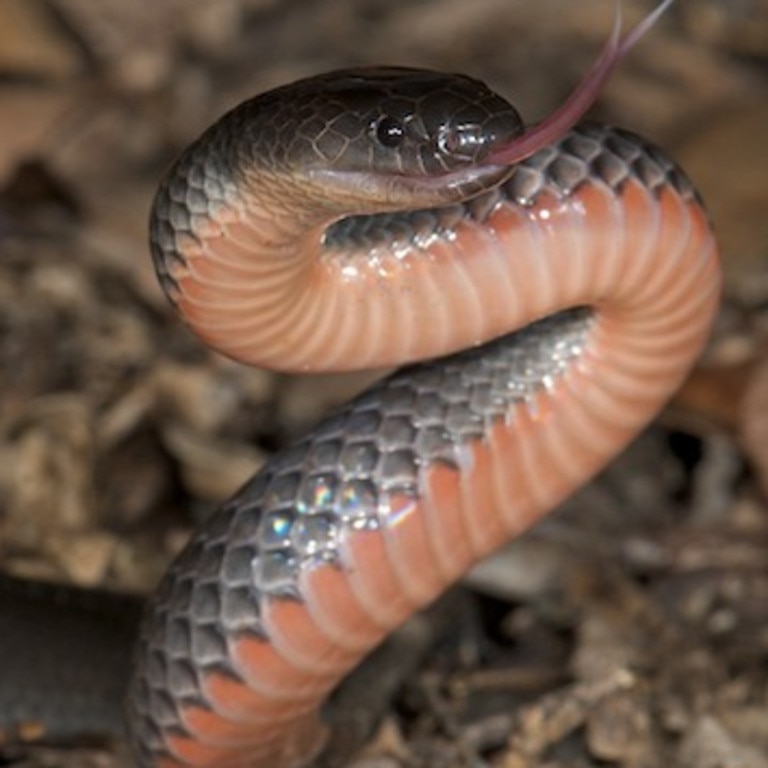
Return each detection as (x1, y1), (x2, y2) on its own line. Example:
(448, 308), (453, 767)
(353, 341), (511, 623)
(128, 3), (720, 766)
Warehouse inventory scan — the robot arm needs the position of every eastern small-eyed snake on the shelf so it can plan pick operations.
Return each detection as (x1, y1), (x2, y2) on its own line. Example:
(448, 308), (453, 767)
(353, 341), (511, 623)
(120, 1), (721, 765)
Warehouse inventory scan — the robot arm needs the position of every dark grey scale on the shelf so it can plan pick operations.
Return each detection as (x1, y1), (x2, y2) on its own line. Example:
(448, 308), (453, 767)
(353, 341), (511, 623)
(149, 140), (242, 298)
(323, 205), (466, 252)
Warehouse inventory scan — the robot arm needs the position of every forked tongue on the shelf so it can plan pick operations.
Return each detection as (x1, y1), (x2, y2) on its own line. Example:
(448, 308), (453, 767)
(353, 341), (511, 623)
(486, 0), (676, 166)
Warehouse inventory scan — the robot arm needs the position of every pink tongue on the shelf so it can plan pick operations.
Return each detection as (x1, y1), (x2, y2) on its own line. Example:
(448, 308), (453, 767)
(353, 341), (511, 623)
(486, 0), (676, 167)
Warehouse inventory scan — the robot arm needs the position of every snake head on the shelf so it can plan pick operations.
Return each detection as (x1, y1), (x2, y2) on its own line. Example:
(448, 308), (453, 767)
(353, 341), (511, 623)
(297, 67), (524, 170)
(215, 67), (523, 212)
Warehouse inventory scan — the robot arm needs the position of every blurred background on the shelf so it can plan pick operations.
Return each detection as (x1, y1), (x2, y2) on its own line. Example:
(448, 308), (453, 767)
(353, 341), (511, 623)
(0, 1), (767, 766)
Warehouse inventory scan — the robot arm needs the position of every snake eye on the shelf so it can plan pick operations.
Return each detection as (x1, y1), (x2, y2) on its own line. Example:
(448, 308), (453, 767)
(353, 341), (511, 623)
(373, 116), (406, 148)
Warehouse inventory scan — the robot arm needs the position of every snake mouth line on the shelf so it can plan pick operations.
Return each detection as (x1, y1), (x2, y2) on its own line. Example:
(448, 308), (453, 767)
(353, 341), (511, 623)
(307, 163), (512, 209)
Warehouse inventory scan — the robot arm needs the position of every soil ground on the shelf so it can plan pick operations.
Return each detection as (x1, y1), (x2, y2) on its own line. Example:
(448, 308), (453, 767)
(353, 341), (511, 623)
(1, 1), (768, 766)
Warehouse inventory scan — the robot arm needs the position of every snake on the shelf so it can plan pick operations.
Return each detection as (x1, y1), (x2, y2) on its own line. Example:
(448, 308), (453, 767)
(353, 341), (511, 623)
(119, 1), (721, 766)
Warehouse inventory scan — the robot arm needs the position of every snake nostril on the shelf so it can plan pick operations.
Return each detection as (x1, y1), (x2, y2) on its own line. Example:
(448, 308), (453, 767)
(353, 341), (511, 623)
(437, 124), (485, 160)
